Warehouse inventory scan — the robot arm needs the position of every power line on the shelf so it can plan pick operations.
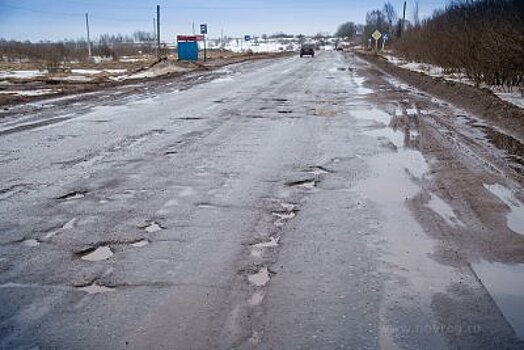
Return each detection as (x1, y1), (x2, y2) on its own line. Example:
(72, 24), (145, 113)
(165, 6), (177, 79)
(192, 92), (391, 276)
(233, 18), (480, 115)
(0, 3), (152, 23)
(0, 3), (83, 17)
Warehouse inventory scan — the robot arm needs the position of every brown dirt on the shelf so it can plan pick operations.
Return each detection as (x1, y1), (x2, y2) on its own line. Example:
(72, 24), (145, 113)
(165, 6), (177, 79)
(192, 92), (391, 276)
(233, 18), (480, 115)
(0, 52), (290, 108)
(354, 51), (524, 140)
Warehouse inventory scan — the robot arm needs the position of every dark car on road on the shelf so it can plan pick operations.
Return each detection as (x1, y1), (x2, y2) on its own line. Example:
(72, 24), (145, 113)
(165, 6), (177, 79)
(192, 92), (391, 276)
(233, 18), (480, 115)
(300, 44), (315, 57)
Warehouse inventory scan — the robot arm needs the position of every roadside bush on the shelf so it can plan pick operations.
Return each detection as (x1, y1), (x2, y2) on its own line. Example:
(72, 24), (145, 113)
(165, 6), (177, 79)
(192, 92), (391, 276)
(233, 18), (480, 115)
(393, 0), (524, 89)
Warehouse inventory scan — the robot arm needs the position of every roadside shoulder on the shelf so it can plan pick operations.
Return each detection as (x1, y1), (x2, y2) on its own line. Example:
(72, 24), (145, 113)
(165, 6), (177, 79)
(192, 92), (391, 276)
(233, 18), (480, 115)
(354, 51), (524, 140)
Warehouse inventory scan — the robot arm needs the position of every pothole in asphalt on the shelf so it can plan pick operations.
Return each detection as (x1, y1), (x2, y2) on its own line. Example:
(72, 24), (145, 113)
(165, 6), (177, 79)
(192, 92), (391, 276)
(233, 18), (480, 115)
(272, 98), (288, 102)
(272, 211), (296, 221)
(248, 267), (270, 287)
(22, 239), (40, 247)
(251, 236), (280, 249)
(77, 282), (114, 294)
(280, 202), (299, 212)
(196, 202), (217, 209)
(62, 218), (77, 230)
(131, 239), (149, 248)
(286, 179), (316, 189)
(57, 191), (87, 200)
(144, 221), (164, 233)
(80, 246), (113, 261)
(306, 165), (332, 175)
(248, 290), (266, 306)
(277, 110), (293, 114)
(43, 229), (59, 240)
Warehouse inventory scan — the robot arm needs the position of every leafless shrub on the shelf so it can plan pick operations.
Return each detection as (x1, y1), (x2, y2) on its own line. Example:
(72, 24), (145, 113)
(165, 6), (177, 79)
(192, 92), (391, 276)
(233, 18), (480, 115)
(393, 0), (524, 89)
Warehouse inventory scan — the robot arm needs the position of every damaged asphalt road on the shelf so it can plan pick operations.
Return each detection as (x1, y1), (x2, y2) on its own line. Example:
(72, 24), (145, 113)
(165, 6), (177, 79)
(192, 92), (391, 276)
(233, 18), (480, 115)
(0, 51), (523, 349)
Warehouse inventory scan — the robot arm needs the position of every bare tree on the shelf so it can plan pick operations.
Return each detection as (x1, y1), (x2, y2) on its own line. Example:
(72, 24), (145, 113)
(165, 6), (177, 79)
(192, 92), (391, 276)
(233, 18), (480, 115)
(383, 2), (397, 27)
(335, 22), (357, 39)
(412, 0), (420, 27)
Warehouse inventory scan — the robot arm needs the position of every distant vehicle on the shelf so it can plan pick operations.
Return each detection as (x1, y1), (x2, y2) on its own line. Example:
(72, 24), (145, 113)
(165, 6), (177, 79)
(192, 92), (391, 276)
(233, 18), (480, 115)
(300, 44), (315, 57)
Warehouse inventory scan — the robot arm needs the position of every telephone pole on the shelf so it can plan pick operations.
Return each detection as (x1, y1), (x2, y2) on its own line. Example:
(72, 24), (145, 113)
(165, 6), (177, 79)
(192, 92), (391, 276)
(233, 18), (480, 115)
(156, 5), (161, 58)
(401, 1), (407, 37)
(85, 13), (92, 59)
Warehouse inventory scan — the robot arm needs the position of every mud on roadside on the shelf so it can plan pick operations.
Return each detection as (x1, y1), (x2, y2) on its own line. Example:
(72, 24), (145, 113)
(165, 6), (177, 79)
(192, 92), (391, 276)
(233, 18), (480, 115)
(0, 52), (290, 108)
(354, 51), (524, 140)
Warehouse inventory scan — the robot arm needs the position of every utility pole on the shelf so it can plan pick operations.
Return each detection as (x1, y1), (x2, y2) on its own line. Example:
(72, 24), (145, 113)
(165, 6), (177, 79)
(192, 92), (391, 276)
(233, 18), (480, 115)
(401, 1), (407, 37)
(192, 22), (195, 35)
(156, 5), (161, 58)
(85, 13), (91, 59)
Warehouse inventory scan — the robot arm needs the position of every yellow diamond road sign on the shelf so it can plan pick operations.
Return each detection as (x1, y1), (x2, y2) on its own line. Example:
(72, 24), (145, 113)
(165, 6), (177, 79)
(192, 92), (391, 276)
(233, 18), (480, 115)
(372, 30), (382, 41)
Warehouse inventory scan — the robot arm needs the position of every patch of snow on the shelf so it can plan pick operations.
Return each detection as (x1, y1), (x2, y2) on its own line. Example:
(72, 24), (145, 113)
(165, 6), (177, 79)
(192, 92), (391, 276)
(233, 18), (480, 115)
(0, 70), (47, 79)
(0, 89), (57, 96)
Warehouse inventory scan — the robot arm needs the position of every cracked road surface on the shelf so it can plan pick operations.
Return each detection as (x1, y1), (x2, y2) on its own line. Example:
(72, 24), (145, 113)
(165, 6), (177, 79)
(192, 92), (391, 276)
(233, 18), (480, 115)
(1, 51), (523, 349)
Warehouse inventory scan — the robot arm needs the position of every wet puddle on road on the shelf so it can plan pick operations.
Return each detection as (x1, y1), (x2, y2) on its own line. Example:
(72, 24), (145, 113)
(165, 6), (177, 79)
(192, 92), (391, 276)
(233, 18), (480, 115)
(365, 128), (405, 149)
(352, 76), (373, 95)
(248, 267), (270, 287)
(81, 246), (113, 261)
(484, 183), (524, 235)
(472, 260), (524, 340)
(352, 108), (392, 124)
(426, 194), (464, 227)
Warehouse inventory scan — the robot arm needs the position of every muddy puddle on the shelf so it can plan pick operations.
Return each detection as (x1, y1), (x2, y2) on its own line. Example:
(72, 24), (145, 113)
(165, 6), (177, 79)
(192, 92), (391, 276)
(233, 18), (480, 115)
(472, 260), (524, 340)
(484, 183), (524, 235)
(426, 194), (464, 227)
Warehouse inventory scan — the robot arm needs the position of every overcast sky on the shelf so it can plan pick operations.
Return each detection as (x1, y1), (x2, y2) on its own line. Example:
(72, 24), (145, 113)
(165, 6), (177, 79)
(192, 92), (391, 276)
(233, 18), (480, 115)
(0, 0), (448, 41)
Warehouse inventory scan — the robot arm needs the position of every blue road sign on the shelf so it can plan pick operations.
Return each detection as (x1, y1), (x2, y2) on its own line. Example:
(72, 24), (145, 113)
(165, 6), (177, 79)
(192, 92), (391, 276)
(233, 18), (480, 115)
(200, 24), (208, 35)
(383, 33), (390, 41)
(244, 35), (251, 41)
